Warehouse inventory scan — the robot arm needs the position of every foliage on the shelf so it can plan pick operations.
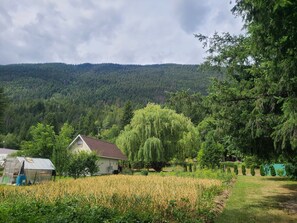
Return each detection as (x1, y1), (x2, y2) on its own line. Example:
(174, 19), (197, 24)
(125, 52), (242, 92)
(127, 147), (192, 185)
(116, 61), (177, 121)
(251, 166), (255, 176)
(16, 122), (75, 175)
(285, 163), (297, 178)
(260, 165), (266, 176)
(0, 63), (219, 147)
(120, 101), (133, 129)
(160, 168), (234, 183)
(276, 169), (284, 177)
(0, 133), (20, 149)
(270, 165), (276, 176)
(242, 165), (246, 175)
(117, 104), (199, 171)
(53, 123), (74, 175)
(67, 152), (99, 179)
(18, 123), (56, 158)
(234, 165), (238, 175)
(220, 161), (241, 168)
(197, 117), (224, 169)
(166, 90), (208, 125)
(244, 156), (261, 168)
(196, 0), (297, 165)
(0, 87), (5, 131)
(140, 170), (149, 176)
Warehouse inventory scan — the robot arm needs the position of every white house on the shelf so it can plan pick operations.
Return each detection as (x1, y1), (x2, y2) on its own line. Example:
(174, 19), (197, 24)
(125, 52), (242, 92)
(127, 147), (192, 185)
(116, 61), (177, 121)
(68, 135), (127, 174)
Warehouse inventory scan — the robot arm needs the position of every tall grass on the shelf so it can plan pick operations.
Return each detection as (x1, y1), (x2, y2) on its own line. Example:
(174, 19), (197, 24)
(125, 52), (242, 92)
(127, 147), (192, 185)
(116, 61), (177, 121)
(0, 174), (228, 222)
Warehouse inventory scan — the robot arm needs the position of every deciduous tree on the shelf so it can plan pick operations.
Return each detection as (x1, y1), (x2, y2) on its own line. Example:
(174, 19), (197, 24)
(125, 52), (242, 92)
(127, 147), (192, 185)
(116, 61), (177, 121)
(116, 103), (198, 171)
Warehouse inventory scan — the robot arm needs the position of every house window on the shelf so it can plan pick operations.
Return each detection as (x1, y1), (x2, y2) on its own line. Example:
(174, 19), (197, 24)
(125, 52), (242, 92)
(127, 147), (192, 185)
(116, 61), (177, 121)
(77, 140), (83, 145)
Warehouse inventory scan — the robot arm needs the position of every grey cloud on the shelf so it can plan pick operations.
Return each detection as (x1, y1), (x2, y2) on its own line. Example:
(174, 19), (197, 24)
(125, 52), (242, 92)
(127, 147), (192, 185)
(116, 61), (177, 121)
(177, 0), (210, 33)
(0, 0), (243, 65)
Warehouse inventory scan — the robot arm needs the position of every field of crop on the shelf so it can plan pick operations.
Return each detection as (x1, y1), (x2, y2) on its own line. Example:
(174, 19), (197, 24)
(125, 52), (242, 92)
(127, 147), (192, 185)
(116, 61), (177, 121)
(0, 174), (229, 222)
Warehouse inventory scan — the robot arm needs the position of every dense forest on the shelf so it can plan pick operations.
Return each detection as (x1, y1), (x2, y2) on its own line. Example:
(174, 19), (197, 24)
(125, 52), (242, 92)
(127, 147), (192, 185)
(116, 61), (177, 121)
(0, 63), (218, 148)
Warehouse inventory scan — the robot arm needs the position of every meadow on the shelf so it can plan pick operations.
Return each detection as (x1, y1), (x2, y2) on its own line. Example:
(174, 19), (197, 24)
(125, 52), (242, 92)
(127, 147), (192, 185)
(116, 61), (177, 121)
(0, 171), (233, 223)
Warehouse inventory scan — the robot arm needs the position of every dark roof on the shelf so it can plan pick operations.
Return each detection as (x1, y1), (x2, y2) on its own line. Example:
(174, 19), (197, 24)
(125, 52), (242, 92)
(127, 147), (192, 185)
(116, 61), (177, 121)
(80, 135), (127, 160)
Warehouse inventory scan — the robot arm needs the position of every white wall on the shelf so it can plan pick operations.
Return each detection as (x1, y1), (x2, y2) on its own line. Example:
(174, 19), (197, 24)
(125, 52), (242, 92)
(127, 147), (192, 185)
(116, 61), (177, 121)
(97, 157), (119, 174)
(69, 138), (91, 153)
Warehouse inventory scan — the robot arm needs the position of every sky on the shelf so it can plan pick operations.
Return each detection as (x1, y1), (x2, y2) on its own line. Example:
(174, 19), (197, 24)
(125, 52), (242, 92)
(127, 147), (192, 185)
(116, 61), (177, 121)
(0, 0), (243, 65)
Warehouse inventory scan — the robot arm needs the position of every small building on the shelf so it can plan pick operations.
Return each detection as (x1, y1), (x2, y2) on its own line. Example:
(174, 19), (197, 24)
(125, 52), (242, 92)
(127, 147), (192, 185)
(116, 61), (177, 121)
(68, 135), (127, 174)
(0, 148), (17, 167)
(1, 157), (55, 185)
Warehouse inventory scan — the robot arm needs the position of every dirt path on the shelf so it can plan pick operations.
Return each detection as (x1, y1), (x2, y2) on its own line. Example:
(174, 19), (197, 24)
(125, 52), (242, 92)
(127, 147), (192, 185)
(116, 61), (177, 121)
(215, 176), (297, 223)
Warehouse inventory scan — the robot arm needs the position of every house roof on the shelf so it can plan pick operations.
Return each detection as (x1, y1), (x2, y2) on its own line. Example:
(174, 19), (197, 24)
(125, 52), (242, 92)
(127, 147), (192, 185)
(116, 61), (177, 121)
(0, 148), (18, 155)
(80, 135), (127, 160)
(16, 157), (55, 170)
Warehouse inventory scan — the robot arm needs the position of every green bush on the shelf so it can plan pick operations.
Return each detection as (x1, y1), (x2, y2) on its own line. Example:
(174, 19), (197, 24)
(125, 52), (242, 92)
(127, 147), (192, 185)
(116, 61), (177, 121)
(270, 165), (276, 176)
(242, 165), (246, 175)
(193, 164), (197, 172)
(227, 167), (231, 174)
(260, 165), (265, 176)
(188, 164), (192, 172)
(140, 170), (148, 176)
(122, 168), (134, 175)
(234, 165), (238, 175)
(244, 156), (260, 168)
(276, 169), (284, 176)
(67, 152), (99, 178)
(251, 166), (255, 176)
(285, 163), (297, 178)
(220, 161), (240, 168)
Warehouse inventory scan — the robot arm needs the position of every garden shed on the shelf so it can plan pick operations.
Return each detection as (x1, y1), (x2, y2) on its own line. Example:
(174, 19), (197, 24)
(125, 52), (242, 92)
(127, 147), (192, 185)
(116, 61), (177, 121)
(1, 157), (55, 185)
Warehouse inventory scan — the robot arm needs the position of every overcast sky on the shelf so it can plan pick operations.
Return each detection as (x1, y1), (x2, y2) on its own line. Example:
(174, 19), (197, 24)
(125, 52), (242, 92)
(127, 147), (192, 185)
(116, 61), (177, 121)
(0, 0), (243, 65)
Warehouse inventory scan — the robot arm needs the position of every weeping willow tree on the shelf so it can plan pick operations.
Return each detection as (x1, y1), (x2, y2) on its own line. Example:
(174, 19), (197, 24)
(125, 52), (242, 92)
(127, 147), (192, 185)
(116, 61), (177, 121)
(116, 103), (199, 171)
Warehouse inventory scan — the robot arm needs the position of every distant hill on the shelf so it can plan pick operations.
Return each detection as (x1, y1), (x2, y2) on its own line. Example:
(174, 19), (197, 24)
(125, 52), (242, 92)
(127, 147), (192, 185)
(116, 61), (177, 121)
(0, 63), (219, 104)
(0, 63), (221, 142)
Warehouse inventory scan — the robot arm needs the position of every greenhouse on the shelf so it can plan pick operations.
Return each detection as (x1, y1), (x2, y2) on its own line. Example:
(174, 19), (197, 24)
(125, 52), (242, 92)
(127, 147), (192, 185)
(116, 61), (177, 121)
(1, 157), (55, 185)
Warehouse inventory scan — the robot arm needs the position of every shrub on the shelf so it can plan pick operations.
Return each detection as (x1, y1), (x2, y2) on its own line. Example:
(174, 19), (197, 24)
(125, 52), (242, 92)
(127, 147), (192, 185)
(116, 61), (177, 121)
(234, 165), (238, 175)
(270, 165), (276, 176)
(242, 165), (246, 175)
(276, 169), (284, 176)
(141, 170), (148, 176)
(220, 162), (235, 168)
(67, 152), (99, 179)
(122, 168), (133, 175)
(244, 156), (259, 168)
(193, 164), (197, 172)
(188, 163), (192, 172)
(227, 167), (231, 174)
(260, 165), (265, 176)
(285, 163), (297, 178)
(251, 166), (255, 176)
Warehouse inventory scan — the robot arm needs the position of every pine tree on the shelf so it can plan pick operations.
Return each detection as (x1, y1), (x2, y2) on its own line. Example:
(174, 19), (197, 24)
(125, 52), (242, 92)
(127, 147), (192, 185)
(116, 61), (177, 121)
(120, 101), (133, 129)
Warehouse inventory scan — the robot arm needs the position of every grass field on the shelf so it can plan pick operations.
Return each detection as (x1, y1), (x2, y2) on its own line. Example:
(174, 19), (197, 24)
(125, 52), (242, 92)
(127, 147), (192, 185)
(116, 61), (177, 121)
(215, 176), (297, 223)
(0, 173), (231, 223)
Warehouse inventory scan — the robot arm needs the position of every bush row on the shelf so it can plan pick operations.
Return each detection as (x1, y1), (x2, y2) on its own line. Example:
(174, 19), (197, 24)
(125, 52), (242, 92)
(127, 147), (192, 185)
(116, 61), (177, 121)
(219, 164), (292, 177)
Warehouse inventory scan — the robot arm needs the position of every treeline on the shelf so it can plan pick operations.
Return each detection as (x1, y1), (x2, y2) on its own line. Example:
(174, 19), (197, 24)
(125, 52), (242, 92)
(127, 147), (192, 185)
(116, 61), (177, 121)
(0, 63), (219, 148)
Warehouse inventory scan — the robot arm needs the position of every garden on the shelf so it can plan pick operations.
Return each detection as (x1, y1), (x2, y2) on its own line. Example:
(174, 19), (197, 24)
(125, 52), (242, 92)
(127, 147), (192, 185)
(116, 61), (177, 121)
(0, 170), (233, 223)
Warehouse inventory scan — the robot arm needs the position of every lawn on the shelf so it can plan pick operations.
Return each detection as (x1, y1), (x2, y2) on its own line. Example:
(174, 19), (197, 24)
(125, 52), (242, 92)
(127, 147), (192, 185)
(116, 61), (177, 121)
(215, 176), (297, 223)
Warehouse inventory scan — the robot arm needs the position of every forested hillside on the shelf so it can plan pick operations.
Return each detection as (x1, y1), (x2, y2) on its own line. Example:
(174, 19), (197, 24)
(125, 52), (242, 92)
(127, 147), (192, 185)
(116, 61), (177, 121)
(0, 63), (218, 148)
